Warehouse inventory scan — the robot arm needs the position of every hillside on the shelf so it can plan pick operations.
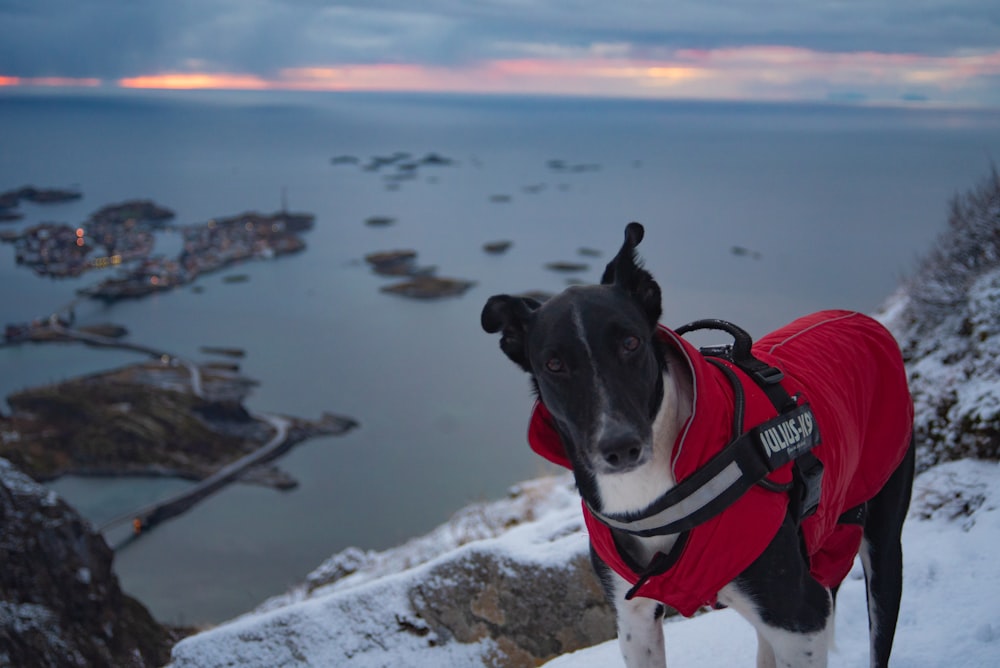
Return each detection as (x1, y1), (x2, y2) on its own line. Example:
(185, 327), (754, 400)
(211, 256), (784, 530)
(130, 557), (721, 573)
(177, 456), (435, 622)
(0, 458), (175, 667)
(876, 167), (1000, 470)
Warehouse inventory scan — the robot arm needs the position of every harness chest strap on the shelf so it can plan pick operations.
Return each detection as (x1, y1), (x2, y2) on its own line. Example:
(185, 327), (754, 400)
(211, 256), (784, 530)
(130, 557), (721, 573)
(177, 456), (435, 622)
(586, 401), (821, 537)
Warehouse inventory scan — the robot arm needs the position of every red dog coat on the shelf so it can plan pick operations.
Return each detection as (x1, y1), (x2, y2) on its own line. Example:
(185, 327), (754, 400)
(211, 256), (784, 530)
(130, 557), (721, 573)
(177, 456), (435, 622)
(528, 310), (913, 616)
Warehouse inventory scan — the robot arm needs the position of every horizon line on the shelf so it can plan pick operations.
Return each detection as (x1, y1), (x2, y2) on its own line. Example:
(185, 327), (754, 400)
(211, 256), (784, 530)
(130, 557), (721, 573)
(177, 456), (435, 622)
(2, 78), (996, 113)
(1, 46), (999, 109)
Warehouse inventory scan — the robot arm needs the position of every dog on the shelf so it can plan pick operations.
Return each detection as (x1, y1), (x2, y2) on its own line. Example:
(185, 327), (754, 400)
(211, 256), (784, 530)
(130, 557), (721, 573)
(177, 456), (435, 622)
(481, 222), (914, 667)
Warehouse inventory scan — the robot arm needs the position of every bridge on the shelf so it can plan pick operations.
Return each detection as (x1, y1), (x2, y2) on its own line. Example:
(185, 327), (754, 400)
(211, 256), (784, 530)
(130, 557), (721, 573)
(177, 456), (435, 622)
(99, 413), (290, 536)
(11, 321), (300, 541)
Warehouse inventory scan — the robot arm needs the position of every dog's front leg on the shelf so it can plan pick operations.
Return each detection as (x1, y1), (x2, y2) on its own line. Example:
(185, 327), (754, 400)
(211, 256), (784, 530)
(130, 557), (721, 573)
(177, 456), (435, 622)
(614, 589), (668, 668)
(593, 549), (667, 668)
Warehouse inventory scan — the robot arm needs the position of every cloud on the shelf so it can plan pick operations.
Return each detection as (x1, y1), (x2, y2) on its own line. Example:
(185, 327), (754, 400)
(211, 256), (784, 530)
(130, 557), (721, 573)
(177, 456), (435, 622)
(1, 1), (999, 104)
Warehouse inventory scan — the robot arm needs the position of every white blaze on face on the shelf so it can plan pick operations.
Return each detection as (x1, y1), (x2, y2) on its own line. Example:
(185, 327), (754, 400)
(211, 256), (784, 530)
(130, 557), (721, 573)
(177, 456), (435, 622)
(570, 304), (612, 444)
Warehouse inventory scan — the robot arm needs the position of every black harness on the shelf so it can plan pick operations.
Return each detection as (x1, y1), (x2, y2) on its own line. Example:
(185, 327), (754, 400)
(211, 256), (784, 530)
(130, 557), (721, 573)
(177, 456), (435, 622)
(586, 319), (825, 538)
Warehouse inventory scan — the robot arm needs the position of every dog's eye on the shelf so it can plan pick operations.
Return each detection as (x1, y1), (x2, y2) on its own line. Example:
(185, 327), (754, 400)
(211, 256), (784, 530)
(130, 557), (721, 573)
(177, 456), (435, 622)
(545, 357), (564, 373)
(622, 335), (640, 353)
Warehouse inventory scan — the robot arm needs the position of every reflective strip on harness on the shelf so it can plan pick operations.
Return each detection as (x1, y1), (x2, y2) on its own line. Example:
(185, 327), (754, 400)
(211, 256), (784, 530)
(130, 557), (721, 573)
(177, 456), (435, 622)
(587, 460), (743, 534)
(587, 403), (821, 537)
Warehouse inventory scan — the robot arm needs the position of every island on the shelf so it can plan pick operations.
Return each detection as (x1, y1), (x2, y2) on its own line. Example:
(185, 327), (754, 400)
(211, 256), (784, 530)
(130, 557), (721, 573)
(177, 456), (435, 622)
(0, 357), (357, 490)
(0, 197), (315, 296)
(80, 209), (314, 300)
(0, 185), (83, 222)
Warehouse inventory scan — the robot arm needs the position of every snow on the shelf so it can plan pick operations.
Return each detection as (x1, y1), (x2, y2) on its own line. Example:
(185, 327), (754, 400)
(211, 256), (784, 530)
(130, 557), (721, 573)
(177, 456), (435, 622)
(544, 459), (1000, 668)
(170, 476), (591, 667)
(170, 459), (1000, 667)
(258, 475), (585, 611)
(875, 265), (1000, 471)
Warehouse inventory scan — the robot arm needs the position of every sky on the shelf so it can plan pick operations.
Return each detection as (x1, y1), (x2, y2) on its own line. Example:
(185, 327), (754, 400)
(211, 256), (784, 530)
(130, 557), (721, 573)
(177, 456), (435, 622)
(1, 0), (999, 106)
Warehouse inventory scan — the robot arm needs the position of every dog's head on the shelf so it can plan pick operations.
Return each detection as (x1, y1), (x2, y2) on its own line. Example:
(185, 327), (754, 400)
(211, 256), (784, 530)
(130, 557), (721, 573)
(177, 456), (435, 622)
(482, 223), (668, 501)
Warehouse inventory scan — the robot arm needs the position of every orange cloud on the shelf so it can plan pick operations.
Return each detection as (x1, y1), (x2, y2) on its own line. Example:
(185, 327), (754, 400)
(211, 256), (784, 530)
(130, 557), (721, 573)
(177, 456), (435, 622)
(119, 73), (271, 90)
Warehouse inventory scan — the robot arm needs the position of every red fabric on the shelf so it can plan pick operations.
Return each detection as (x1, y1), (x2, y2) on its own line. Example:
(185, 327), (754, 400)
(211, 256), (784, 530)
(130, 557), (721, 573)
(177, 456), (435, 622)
(528, 310), (912, 616)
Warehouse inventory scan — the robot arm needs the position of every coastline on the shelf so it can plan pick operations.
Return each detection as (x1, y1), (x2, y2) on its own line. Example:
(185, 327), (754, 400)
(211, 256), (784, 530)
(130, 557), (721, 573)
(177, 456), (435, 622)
(1, 329), (359, 529)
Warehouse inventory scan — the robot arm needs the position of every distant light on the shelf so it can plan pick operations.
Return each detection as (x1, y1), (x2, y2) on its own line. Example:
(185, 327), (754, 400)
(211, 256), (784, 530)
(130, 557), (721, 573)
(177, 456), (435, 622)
(76, 238), (85, 247)
(150, 276), (160, 285)
(245, 222), (253, 231)
(75, 228), (85, 237)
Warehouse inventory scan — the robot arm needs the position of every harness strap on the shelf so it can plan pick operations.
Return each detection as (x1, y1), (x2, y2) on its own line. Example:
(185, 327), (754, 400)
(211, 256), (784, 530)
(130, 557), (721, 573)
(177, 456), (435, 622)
(585, 400), (820, 537)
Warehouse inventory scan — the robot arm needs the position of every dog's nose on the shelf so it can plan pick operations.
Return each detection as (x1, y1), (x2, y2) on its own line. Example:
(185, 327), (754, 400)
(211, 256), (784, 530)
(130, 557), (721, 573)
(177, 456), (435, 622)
(599, 436), (644, 471)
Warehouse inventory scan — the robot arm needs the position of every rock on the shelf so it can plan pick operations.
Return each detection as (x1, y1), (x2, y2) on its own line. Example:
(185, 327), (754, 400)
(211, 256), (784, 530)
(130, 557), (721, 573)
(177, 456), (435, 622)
(170, 475), (617, 667)
(489, 194), (512, 203)
(364, 216), (396, 227)
(420, 152), (455, 166)
(0, 458), (174, 667)
(730, 245), (762, 260)
(409, 548), (614, 667)
(483, 241), (513, 255)
(380, 276), (476, 300)
(364, 249), (435, 277)
(545, 261), (589, 273)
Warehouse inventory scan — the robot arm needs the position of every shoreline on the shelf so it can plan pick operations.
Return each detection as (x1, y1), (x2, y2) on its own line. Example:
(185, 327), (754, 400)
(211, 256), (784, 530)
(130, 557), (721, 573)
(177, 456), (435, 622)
(1, 325), (359, 534)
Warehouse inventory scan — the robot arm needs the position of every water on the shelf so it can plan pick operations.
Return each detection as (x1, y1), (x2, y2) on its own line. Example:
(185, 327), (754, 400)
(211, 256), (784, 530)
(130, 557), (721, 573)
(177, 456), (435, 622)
(2, 90), (998, 624)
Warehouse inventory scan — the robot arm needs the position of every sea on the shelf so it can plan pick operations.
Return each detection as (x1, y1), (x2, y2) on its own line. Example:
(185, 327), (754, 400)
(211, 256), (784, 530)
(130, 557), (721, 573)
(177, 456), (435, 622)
(1, 89), (998, 625)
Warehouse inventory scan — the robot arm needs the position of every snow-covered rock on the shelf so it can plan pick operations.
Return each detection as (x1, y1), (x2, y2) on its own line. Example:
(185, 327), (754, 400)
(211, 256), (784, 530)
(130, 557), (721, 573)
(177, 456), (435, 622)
(877, 169), (1000, 471)
(170, 476), (615, 667)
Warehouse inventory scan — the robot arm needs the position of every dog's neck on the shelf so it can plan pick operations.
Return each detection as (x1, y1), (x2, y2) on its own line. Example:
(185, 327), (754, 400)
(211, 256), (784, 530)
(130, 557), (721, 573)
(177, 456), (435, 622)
(592, 343), (694, 564)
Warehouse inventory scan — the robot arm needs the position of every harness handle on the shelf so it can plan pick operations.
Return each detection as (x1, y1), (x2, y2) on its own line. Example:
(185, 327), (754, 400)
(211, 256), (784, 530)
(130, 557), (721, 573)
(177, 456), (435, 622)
(675, 318), (788, 393)
(674, 318), (754, 360)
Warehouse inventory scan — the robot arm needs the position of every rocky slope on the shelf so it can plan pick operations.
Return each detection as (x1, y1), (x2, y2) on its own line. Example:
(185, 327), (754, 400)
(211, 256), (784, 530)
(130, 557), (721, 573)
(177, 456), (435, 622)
(170, 476), (615, 667)
(0, 457), (174, 667)
(876, 168), (1000, 470)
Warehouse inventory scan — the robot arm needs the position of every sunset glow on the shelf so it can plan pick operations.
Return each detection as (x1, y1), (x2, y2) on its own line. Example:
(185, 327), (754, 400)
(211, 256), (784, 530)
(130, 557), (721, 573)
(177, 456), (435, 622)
(1, 45), (997, 106)
(119, 73), (272, 90)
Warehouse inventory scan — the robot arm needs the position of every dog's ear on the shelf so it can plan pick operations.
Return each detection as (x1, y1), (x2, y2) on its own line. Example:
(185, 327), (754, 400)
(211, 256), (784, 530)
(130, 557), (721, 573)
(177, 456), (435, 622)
(601, 222), (662, 326)
(481, 294), (541, 372)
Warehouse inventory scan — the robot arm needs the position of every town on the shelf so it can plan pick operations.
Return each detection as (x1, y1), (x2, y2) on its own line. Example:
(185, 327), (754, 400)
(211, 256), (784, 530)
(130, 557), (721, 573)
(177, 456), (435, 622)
(1, 194), (313, 287)
(1, 192), (315, 342)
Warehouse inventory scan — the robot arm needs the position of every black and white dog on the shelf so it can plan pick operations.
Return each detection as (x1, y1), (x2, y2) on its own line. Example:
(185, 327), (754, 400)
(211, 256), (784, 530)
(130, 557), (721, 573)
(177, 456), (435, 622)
(482, 223), (914, 667)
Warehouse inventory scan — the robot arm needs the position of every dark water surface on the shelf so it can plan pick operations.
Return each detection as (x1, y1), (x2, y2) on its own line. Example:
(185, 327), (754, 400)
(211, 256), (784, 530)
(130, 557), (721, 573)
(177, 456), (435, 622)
(1, 90), (998, 623)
